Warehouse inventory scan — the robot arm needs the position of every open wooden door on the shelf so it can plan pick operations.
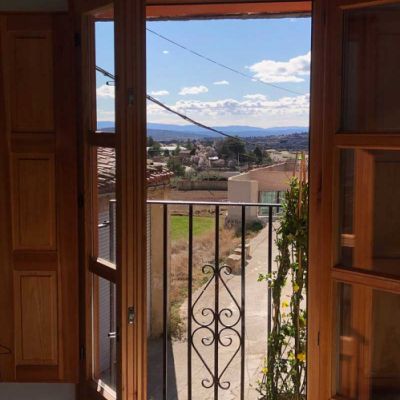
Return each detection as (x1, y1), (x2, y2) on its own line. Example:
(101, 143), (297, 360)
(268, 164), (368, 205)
(310, 1), (400, 399)
(78, 0), (146, 399)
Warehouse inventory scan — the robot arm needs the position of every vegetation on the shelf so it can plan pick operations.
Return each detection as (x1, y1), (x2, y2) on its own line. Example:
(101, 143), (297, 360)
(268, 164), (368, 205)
(254, 146), (264, 164)
(245, 219), (264, 233)
(258, 157), (308, 400)
(172, 144), (181, 156)
(216, 136), (246, 160)
(169, 218), (241, 338)
(167, 157), (185, 177)
(148, 139), (162, 157)
(170, 215), (214, 241)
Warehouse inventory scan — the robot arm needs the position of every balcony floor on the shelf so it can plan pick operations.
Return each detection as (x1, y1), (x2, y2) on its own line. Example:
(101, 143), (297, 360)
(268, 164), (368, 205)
(148, 224), (289, 399)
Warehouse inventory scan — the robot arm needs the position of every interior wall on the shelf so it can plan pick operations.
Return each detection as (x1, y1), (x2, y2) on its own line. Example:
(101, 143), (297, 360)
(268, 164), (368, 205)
(0, 384), (75, 400)
(0, 0), (68, 11)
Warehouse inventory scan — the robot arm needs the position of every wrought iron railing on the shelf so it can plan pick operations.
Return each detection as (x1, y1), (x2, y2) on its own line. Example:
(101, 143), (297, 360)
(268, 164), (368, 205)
(99, 199), (280, 399)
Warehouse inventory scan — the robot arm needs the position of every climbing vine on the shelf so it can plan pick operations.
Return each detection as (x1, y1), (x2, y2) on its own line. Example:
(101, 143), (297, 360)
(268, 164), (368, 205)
(257, 158), (308, 400)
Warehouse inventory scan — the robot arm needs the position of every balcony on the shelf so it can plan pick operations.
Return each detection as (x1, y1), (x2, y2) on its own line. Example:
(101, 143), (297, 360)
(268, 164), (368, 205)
(99, 199), (281, 399)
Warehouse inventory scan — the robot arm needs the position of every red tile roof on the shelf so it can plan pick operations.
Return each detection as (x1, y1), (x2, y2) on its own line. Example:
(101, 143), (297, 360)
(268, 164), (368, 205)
(97, 147), (173, 194)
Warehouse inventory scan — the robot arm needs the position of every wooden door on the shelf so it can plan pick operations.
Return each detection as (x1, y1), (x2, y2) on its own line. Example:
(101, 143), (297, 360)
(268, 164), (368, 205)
(0, 14), (79, 382)
(309, 1), (400, 399)
(79, 0), (147, 399)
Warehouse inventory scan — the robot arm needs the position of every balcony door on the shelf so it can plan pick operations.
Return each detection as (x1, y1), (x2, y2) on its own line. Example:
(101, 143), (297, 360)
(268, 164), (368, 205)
(79, 1), (147, 400)
(310, 0), (400, 399)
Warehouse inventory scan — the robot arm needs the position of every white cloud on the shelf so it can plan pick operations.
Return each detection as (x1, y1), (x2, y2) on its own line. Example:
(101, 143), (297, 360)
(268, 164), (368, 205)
(150, 90), (169, 96)
(163, 50), (169, 54)
(243, 94), (267, 101)
(179, 85), (209, 96)
(213, 80), (229, 86)
(248, 51), (311, 83)
(147, 93), (310, 127)
(97, 84), (115, 98)
(97, 109), (115, 121)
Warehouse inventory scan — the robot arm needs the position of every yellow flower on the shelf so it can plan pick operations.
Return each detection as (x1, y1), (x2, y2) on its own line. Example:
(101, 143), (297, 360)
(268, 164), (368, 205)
(262, 367), (268, 374)
(288, 351), (295, 360)
(282, 300), (289, 308)
(293, 283), (300, 293)
(297, 352), (306, 362)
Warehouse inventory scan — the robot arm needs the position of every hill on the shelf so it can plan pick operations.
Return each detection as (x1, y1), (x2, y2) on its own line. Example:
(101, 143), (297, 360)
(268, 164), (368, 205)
(97, 121), (308, 140)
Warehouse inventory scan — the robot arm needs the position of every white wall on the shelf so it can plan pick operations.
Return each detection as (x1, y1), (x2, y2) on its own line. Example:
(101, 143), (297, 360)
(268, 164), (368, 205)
(0, 384), (75, 400)
(227, 179), (259, 222)
(0, 0), (68, 11)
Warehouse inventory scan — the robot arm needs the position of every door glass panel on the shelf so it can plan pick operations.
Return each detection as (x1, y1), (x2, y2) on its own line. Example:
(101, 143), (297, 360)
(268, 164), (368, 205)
(335, 282), (400, 399)
(97, 147), (116, 264)
(342, 4), (400, 132)
(93, 275), (117, 392)
(95, 20), (115, 132)
(338, 150), (400, 277)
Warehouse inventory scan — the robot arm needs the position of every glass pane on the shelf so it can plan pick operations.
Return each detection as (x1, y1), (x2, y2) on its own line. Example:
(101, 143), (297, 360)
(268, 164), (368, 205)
(373, 151), (400, 273)
(94, 276), (117, 392)
(97, 147), (116, 264)
(95, 21), (115, 132)
(342, 4), (400, 131)
(259, 191), (279, 216)
(338, 150), (400, 277)
(335, 283), (400, 399)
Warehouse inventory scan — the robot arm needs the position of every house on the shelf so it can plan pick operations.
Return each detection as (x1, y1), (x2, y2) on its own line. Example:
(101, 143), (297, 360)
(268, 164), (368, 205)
(1, 1), (400, 400)
(226, 161), (298, 224)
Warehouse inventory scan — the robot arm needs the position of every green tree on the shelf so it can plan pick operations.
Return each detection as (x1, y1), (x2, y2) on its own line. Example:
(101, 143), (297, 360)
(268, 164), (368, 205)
(147, 136), (155, 147)
(254, 146), (264, 164)
(172, 144), (181, 156)
(185, 139), (193, 150)
(167, 158), (185, 177)
(217, 137), (245, 161)
(163, 149), (170, 157)
(148, 141), (161, 157)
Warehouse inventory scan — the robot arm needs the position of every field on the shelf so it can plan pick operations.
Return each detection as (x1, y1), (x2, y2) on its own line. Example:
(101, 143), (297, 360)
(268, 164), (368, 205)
(170, 215), (214, 241)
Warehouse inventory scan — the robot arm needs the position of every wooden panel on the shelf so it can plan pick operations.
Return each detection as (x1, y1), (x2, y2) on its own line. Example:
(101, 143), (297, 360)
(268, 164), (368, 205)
(14, 271), (58, 366)
(13, 251), (58, 271)
(10, 133), (56, 153)
(8, 31), (54, 133)
(12, 154), (56, 250)
(16, 365), (59, 382)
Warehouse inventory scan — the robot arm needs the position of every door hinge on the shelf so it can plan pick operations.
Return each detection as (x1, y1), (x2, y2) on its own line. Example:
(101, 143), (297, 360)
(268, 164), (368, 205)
(128, 306), (135, 325)
(317, 331), (320, 346)
(74, 32), (81, 47)
(79, 344), (86, 361)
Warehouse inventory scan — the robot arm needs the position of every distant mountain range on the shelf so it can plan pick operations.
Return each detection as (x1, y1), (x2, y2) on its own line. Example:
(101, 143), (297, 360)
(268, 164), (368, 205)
(97, 121), (308, 140)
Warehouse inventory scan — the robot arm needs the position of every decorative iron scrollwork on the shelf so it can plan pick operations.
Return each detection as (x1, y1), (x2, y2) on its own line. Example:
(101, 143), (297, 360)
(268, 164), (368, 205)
(190, 262), (243, 391)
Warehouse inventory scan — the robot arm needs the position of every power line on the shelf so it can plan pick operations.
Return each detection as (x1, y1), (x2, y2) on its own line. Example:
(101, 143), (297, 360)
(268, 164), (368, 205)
(146, 28), (306, 97)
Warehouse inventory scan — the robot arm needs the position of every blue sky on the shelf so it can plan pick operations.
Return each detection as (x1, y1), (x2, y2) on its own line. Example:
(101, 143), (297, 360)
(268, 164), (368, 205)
(95, 17), (311, 128)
